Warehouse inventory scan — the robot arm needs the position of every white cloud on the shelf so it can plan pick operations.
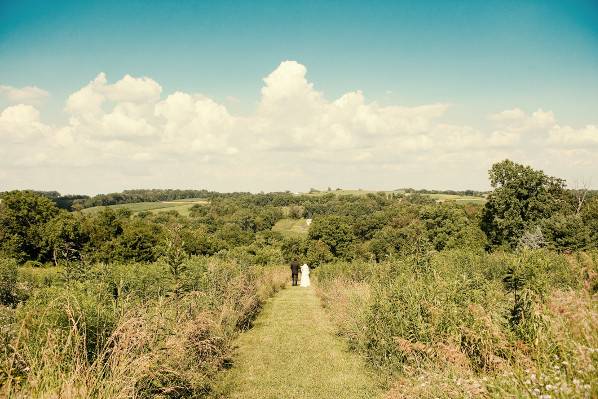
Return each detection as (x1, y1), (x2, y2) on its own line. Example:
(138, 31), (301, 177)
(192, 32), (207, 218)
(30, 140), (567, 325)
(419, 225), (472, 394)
(1, 61), (596, 193)
(0, 104), (49, 142)
(490, 107), (555, 132)
(548, 125), (598, 147)
(490, 107), (526, 122)
(65, 73), (162, 116)
(0, 84), (49, 104)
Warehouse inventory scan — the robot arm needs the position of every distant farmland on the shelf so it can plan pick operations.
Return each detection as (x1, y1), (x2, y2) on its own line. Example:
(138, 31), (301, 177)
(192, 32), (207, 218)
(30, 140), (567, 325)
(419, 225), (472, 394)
(304, 189), (486, 204)
(81, 198), (208, 216)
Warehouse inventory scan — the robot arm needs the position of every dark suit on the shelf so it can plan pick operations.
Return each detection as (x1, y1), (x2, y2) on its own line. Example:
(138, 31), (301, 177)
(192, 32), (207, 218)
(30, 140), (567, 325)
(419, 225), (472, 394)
(290, 261), (300, 286)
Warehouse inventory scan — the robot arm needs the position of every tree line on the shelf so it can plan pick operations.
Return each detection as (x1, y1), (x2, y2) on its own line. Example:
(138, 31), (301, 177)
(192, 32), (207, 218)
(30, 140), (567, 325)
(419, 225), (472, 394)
(1, 160), (597, 268)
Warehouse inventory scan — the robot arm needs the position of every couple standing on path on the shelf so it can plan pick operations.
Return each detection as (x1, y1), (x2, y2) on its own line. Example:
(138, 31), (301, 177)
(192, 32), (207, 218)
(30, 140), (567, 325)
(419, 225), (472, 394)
(290, 259), (310, 287)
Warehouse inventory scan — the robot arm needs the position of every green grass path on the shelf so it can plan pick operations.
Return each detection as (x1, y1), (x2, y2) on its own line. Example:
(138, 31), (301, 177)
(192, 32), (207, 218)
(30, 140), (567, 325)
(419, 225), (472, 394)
(215, 286), (382, 399)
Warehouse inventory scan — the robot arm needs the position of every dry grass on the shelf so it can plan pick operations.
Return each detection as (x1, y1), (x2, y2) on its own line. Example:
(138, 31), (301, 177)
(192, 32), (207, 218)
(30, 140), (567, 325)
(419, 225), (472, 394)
(0, 264), (288, 398)
(316, 250), (598, 398)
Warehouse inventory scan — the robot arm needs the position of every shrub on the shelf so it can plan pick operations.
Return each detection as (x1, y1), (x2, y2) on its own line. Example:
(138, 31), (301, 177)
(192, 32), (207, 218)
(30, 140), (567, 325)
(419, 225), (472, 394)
(0, 258), (18, 306)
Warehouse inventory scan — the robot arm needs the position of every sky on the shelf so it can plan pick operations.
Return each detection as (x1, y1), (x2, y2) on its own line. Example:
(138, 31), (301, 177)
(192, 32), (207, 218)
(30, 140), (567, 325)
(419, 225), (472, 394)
(1, 0), (597, 194)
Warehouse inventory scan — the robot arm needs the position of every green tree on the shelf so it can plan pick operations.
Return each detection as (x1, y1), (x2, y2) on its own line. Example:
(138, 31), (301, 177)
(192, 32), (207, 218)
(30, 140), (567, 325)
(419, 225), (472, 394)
(542, 213), (590, 251)
(114, 220), (161, 262)
(306, 239), (333, 266)
(0, 191), (59, 262)
(281, 236), (307, 262)
(481, 160), (566, 248)
(41, 211), (88, 265)
(308, 216), (355, 258)
(215, 223), (254, 247)
(581, 196), (598, 248)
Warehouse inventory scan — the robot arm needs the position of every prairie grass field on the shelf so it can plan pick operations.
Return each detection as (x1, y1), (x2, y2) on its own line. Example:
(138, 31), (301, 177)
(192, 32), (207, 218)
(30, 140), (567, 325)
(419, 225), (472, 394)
(316, 250), (598, 398)
(1, 160), (597, 398)
(3, 1), (597, 397)
(1, 258), (287, 398)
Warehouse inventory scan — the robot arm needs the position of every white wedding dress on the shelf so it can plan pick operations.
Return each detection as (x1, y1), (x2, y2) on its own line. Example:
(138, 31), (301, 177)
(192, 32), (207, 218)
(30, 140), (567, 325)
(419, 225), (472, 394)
(300, 264), (311, 287)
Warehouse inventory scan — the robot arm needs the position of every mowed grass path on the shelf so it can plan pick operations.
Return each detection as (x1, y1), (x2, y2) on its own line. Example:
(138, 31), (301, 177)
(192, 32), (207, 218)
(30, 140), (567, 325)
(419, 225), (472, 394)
(214, 286), (382, 399)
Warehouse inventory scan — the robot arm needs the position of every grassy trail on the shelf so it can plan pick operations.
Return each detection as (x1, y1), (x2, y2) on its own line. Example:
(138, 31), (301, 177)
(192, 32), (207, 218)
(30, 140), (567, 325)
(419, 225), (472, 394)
(214, 285), (382, 399)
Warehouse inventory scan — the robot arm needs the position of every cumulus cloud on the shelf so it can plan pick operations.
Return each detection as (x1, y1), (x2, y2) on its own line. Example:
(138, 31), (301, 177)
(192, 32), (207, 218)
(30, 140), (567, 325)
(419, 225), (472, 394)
(490, 108), (556, 131)
(0, 104), (49, 142)
(0, 61), (596, 193)
(548, 125), (598, 147)
(0, 84), (49, 104)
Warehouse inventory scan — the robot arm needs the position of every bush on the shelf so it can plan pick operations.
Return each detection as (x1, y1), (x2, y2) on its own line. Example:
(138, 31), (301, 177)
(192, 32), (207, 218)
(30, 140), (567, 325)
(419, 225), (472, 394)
(542, 213), (590, 251)
(0, 258), (18, 306)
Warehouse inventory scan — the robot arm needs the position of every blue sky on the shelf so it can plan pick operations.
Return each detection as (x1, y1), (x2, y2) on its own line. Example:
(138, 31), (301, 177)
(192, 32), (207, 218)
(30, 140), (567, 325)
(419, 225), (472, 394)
(0, 1), (597, 193)
(2, 0), (597, 119)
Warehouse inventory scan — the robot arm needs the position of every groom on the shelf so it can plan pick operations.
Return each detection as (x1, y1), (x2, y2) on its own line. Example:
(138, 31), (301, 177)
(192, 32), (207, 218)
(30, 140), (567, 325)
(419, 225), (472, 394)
(290, 258), (300, 286)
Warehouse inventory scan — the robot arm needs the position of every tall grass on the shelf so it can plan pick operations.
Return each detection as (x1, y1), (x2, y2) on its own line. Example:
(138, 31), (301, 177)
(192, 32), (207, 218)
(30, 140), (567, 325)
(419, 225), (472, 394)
(316, 249), (597, 398)
(0, 259), (287, 398)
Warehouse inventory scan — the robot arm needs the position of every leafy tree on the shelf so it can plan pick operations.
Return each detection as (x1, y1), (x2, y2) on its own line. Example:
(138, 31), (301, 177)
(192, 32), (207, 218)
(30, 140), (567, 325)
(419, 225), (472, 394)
(353, 212), (386, 240)
(281, 236), (307, 262)
(369, 234), (391, 263)
(481, 160), (566, 248)
(81, 208), (129, 262)
(215, 223), (254, 247)
(581, 196), (598, 247)
(419, 204), (484, 251)
(182, 226), (219, 256)
(114, 220), (161, 262)
(0, 191), (59, 262)
(306, 240), (333, 266)
(541, 213), (590, 251)
(41, 211), (88, 265)
(308, 216), (355, 258)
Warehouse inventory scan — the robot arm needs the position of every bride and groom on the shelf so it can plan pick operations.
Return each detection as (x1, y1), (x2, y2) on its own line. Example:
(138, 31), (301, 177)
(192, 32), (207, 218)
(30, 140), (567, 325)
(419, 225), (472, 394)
(290, 259), (310, 287)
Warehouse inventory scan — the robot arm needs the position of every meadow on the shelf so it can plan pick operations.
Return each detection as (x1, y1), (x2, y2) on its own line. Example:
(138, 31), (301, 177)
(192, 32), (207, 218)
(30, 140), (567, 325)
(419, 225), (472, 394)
(82, 198), (208, 217)
(271, 218), (310, 237)
(316, 250), (597, 398)
(1, 258), (287, 398)
(1, 160), (597, 398)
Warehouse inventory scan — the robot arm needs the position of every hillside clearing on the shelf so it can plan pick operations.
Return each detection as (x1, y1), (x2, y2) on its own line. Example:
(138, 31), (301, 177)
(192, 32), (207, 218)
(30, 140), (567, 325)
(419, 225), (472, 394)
(272, 218), (310, 237)
(81, 199), (208, 216)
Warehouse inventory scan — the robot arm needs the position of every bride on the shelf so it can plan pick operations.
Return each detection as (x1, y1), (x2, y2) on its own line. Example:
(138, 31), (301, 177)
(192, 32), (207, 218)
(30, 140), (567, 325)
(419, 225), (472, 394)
(300, 263), (310, 287)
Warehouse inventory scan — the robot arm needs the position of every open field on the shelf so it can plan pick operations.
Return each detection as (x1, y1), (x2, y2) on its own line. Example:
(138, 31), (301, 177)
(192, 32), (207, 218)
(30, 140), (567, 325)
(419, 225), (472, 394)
(305, 189), (396, 196)
(81, 199), (208, 216)
(271, 218), (310, 237)
(422, 193), (487, 204)
(303, 190), (486, 204)
(2, 160), (597, 398)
